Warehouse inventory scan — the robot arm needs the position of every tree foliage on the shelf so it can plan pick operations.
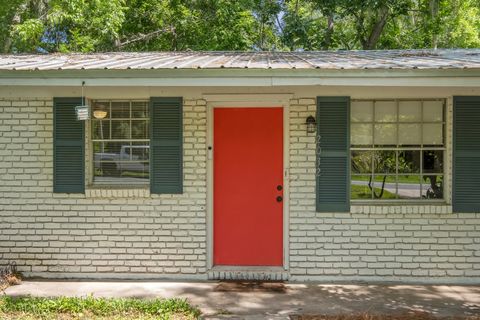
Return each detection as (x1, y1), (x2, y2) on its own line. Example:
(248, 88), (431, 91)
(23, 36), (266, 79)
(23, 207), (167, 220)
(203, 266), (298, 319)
(1, 0), (479, 53)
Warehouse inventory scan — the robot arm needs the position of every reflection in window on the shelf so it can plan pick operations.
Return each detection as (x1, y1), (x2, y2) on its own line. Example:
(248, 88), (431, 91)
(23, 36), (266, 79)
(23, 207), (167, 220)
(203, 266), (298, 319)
(351, 101), (373, 122)
(398, 151), (420, 173)
(423, 150), (443, 173)
(374, 150), (396, 174)
(351, 175), (373, 200)
(374, 124), (397, 145)
(399, 123), (421, 145)
(374, 101), (397, 122)
(350, 99), (445, 201)
(422, 175), (443, 199)
(351, 124), (372, 146)
(399, 101), (422, 122)
(372, 175), (397, 200)
(351, 151), (373, 174)
(91, 100), (150, 184)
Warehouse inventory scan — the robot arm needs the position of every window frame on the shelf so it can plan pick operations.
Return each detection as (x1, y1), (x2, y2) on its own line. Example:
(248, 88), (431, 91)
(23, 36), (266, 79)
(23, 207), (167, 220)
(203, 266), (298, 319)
(350, 98), (446, 203)
(89, 99), (151, 186)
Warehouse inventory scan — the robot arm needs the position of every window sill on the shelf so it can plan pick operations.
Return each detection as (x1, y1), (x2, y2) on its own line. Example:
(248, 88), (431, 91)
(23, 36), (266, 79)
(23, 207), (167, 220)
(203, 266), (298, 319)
(350, 202), (452, 215)
(88, 183), (149, 189)
(85, 186), (150, 198)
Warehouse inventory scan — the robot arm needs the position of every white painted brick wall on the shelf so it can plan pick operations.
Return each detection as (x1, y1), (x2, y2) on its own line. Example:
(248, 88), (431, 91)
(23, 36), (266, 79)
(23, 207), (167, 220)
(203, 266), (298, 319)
(288, 98), (480, 283)
(0, 98), (208, 279)
(1, 96), (479, 283)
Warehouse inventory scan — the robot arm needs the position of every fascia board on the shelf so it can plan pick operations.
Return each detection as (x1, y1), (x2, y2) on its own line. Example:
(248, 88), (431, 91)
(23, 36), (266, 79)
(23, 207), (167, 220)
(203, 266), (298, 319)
(0, 68), (479, 87)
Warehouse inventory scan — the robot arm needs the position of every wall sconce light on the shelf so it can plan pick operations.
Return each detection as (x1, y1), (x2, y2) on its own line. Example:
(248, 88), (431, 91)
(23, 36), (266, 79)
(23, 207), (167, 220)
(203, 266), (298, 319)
(93, 105), (108, 119)
(306, 115), (316, 134)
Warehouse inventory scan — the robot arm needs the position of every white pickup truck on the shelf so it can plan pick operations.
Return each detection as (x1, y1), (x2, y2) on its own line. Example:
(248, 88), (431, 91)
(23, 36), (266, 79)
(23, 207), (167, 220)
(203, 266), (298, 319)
(94, 145), (149, 175)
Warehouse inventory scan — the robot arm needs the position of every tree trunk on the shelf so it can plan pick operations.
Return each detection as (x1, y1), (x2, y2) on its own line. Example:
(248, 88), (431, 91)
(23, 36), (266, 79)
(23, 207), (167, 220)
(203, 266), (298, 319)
(354, 10), (367, 49)
(289, 0), (299, 51)
(430, 0), (439, 49)
(3, 0), (49, 53)
(3, 1), (29, 53)
(368, 175), (387, 199)
(322, 14), (334, 50)
(171, 25), (178, 51)
(363, 5), (389, 50)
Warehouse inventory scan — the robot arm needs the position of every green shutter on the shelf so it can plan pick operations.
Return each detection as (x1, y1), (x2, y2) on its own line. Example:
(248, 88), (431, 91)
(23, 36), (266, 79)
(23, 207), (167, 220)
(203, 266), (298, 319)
(150, 97), (183, 194)
(453, 96), (480, 213)
(53, 97), (85, 193)
(316, 96), (350, 212)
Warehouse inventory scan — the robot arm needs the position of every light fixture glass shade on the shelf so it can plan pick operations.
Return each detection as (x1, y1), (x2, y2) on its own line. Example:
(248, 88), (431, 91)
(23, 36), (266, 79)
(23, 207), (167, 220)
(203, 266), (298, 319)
(93, 109), (108, 119)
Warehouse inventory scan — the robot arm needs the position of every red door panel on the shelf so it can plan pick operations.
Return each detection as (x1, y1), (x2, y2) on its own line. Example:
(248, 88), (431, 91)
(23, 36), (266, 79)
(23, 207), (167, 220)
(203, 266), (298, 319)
(214, 107), (283, 266)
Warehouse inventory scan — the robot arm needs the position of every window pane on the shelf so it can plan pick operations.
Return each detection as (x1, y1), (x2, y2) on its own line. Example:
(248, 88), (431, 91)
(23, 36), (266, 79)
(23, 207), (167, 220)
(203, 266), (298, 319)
(132, 102), (148, 118)
(95, 161), (118, 180)
(423, 150), (443, 173)
(399, 101), (422, 122)
(374, 124), (397, 145)
(351, 101), (373, 122)
(351, 124), (372, 146)
(423, 123), (443, 145)
(397, 175), (421, 199)
(130, 142), (150, 160)
(423, 101), (443, 122)
(118, 164), (149, 180)
(111, 120), (130, 139)
(131, 120), (149, 139)
(92, 120), (110, 140)
(351, 151), (373, 174)
(374, 150), (396, 174)
(398, 150), (420, 173)
(422, 175), (443, 199)
(111, 101), (130, 118)
(94, 142), (149, 183)
(372, 175), (396, 200)
(351, 175), (372, 200)
(93, 141), (121, 179)
(399, 123), (421, 146)
(94, 141), (123, 153)
(117, 143), (149, 180)
(374, 101), (397, 122)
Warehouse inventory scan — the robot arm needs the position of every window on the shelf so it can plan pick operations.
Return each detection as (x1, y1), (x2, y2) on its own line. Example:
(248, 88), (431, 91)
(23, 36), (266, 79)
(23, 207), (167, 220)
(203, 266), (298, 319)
(91, 100), (150, 184)
(351, 99), (445, 201)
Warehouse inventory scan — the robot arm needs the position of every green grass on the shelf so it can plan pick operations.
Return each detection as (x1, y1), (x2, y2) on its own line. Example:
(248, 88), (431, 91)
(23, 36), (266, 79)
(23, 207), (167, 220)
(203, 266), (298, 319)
(351, 184), (397, 199)
(0, 296), (201, 320)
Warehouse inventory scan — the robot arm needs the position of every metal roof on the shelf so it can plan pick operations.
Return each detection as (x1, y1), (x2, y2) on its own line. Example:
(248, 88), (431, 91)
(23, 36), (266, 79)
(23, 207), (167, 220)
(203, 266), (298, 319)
(0, 50), (479, 71)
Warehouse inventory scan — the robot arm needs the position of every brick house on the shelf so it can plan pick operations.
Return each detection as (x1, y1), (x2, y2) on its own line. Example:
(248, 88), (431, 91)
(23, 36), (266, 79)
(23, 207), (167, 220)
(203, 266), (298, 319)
(0, 50), (479, 283)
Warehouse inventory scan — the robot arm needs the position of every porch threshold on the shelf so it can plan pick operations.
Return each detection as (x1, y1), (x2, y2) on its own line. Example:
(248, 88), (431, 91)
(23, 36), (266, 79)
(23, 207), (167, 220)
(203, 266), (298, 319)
(208, 266), (289, 281)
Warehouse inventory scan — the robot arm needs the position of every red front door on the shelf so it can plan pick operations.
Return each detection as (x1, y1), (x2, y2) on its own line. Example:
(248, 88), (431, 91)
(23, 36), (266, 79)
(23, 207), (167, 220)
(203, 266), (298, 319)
(214, 107), (283, 266)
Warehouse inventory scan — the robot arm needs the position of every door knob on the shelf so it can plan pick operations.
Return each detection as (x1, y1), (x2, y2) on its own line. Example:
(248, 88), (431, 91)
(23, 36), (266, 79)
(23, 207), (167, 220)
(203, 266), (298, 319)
(277, 185), (283, 191)
(276, 196), (283, 202)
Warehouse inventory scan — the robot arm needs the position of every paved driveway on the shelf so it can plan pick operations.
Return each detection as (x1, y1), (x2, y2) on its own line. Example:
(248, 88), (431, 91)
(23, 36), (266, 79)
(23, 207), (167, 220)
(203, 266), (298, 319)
(5, 281), (480, 319)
